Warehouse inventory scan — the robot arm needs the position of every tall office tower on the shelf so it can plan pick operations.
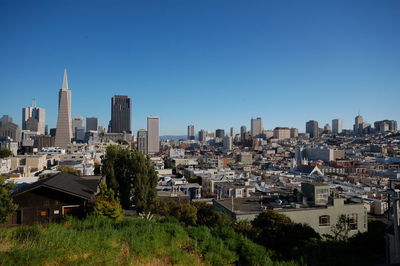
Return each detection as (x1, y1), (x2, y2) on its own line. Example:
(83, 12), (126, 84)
(251, 117), (262, 138)
(25, 117), (39, 132)
(0, 115), (13, 126)
(86, 117), (98, 132)
(54, 69), (72, 148)
(230, 127), (235, 137)
(223, 136), (233, 151)
(290, 128), (298, 138)
(306, 120), (319, 138)
(332, 119), (343, 135)
(72, 116), (84, 136)
(374, 120), (398, 133)
(198, 130), (207, 142)
(111, 95), (131, 133)
(323, 124), (332, 133)
(215, 129), (225, 138)
(22, 102), (45, 135)
(0, 121), (20, 142)
(187, 125), (195, 140)
(147, 116), (159, 154)
(137, 129), (148, 154)
(240, 125), (247, 142)
(273, 127), (291, 140)
(353, 115), (364, 133)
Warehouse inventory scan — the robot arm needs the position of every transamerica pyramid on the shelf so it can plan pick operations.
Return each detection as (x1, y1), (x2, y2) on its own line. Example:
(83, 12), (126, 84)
(54, 69), (72, 148)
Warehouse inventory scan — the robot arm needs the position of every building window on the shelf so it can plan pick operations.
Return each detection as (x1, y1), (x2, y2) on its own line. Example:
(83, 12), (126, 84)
(348, 214), (358, 230)
(319, 215), (330, 226)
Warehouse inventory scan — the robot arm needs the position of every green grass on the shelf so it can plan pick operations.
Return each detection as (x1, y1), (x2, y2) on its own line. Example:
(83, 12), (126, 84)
(0, 216), (297, 265)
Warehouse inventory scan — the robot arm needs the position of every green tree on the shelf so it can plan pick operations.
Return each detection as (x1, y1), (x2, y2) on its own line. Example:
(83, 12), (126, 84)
(151, 199), (197, 226)
(193, 202), (231, 228)
(93, 163), (101, 175)
(131, 149), (158, 212)
(331, 214), (351, 241)
(92, 182), (123, 221)
(251, 210), (320, 258)
(57, 166), (82, 176)
(0, 149), (12, 158)
(101, 146), (158, 212)
(0, 177), (18, 223)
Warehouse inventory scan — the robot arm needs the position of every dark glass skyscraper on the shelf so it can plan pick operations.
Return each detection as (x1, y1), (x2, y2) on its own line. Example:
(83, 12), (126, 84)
(306, 120), (319, 138)
(111, 95), (131, 133)
(86, 117), (98, 132)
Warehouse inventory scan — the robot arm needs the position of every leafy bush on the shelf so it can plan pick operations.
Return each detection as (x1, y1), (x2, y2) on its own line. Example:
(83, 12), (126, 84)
(91, 182), (124, 221)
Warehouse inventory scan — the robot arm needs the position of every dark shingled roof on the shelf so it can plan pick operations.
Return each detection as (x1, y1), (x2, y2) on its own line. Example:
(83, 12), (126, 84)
(296, 165), (316, 174)
(14, 173), (101, 199)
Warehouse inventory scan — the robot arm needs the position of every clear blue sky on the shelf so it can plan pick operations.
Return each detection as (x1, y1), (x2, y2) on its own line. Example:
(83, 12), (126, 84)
(0, 0), (399, 135)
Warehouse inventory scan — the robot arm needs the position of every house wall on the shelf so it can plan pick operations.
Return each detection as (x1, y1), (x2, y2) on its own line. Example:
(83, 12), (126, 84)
(5, 186), (87, 226)
(280, 199), (367, 237)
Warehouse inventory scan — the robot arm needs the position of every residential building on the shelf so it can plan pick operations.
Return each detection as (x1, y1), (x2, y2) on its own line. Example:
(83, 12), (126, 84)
(4, 173), (101, 225)
(213, 183), (367, 238)
(0, 136), (18, 155)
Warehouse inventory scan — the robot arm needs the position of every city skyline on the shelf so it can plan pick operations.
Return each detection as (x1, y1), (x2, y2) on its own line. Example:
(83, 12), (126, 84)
(1, 1), (399, 134)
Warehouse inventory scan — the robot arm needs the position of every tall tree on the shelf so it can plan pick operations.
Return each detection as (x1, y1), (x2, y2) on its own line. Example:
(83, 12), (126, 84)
(0, 177), (17, 223)
(101, 146), (158, 212)
(131, 149), (158, 212)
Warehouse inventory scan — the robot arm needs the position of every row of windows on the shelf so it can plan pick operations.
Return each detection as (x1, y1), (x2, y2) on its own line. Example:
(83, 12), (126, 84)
(318, 214), (358, 230)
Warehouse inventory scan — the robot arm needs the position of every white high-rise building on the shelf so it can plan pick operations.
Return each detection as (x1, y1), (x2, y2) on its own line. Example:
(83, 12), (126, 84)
(54, 69), (72, 148)
(223, 135), (233, 151)
(72, 116), (84, 138)
(332, 119), (343, 134)
(147, 116), (159, 154)
(230, 127), (235, 137)
(251, 117), (262, 138)
(22, 103), (46, 135)
(137, 129), (148, 154)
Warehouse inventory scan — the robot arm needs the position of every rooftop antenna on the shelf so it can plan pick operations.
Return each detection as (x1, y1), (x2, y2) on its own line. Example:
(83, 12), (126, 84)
(358, 109), (360, 116)
(32, 98), (37, 108)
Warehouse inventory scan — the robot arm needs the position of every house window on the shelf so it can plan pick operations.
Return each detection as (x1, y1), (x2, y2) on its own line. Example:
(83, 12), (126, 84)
(348, 214), (358, 230)
(319, 215), (330, 226)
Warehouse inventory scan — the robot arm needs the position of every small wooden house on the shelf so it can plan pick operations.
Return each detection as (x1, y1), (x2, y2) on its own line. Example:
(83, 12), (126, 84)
(5, 173), (102, 225)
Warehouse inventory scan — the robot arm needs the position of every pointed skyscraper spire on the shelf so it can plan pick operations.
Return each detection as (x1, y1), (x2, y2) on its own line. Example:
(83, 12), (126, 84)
(62, 68), (69, 90)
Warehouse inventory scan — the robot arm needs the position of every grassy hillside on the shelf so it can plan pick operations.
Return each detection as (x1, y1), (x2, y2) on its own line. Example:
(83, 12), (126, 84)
(0, 216), (297, 266)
